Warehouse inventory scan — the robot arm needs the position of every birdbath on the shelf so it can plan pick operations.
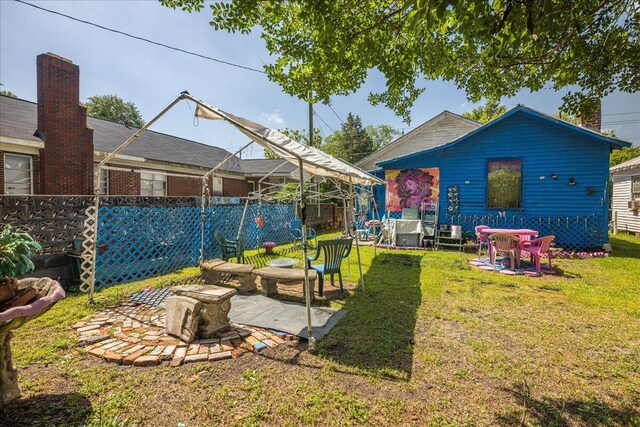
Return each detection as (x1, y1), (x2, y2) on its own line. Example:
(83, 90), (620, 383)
(0, 277), (65, 407)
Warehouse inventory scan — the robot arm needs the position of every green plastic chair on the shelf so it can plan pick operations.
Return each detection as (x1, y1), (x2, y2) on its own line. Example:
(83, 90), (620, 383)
(214, 230), (245, 263)
(306, 238), (353, 296)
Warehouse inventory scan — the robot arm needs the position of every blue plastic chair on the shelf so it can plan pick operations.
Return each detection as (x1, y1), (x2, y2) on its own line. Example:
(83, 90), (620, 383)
(307, 238), (353, 296)
(290, 219), (317, 247)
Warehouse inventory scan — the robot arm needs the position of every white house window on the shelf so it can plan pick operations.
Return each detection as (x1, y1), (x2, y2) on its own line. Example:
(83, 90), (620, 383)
(93, 165), (108, 195)
(140, 172), (166, 196)
(4, 154), (32, 195)
(632, 176), (640, 201)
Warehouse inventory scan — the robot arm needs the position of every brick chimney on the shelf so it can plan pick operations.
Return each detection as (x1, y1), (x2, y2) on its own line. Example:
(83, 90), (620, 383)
(37, 52), (94, 194)
(576, 99), (602, 133)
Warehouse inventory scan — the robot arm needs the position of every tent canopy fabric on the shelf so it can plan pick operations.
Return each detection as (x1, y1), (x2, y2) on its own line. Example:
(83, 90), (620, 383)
(192, 99), (384, 186)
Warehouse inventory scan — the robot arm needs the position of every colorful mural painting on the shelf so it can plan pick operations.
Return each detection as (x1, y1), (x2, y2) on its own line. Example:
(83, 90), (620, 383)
(386, 168), (440, 212)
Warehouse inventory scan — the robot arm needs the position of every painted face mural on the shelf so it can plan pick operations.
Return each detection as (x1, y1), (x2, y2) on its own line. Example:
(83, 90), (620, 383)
(385, 168), (440, 212)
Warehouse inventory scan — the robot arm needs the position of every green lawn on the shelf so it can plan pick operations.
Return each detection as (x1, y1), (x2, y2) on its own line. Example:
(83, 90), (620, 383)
(2, 233), (639, 426)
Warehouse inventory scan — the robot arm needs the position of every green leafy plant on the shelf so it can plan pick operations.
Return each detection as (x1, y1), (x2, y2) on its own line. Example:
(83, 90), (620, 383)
(0, 225), (42, 280)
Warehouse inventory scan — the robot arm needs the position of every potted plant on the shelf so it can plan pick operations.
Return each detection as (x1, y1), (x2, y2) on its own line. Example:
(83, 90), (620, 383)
(0, 226), (42, 307)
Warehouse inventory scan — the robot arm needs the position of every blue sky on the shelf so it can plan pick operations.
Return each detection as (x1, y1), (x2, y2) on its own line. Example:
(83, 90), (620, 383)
(1, 0), (638, 158)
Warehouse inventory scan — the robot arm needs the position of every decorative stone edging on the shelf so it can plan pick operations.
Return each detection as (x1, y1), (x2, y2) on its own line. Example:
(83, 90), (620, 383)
(73, 301), (294, 367)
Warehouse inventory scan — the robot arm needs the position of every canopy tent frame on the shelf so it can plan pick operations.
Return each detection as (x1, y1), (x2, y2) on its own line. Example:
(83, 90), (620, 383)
(90, 92), (383, 349)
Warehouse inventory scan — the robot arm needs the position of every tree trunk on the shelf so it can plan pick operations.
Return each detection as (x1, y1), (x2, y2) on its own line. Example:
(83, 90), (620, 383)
(0, 331), (20, 408)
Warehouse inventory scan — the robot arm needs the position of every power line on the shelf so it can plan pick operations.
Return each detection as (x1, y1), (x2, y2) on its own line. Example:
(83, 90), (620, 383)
(602, 111), (640, 117)
(14, 0), (266, 74)
(327, 103), (345, 125)
(313, 111), (335, 133)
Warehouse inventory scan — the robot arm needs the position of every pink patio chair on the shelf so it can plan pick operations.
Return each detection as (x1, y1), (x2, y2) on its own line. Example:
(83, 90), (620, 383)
(475, 225), (490, 256)
(521, 235), (555, 273)
(488, 233), (520, 270)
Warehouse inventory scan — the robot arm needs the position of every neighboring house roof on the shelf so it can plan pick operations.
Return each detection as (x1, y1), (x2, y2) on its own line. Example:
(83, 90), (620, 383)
(610, 155), (640, 174)
(356, 110), (481, 171)
(378, 105), (633, 167)
(241, 158), (297, 177)
(0, 95), (243, 174)
(0, 95), (42, 143)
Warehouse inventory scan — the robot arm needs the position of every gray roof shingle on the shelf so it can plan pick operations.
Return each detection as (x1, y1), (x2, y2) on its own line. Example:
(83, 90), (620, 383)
(0, 95), (243, 173)
(241, 158), (297, 176)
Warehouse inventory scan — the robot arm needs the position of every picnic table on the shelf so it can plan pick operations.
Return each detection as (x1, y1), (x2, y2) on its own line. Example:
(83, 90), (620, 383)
(480, 228), (539, 264)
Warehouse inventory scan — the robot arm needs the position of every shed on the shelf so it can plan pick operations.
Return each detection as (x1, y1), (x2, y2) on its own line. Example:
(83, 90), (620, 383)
(376, 105), (631, 250)
(610, 156), (640, 234)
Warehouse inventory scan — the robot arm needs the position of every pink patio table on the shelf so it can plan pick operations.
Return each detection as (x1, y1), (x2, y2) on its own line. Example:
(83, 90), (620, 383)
(481, 228), (539, 264)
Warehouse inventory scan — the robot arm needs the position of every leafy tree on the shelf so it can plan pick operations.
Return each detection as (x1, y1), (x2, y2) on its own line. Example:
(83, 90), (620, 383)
(322, 113), (374, 164)
(85, 94), (145, 127)
(462, 100), (507, 123)
(160, 0), (639, 123)
(264, 127), (322, 158)
(611, 146), (640, 167)
(364, 124), (401, 150)
(0, 83), (17, 98)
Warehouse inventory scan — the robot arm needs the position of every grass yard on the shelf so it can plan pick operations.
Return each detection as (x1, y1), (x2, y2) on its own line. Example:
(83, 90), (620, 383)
(2, 233), (639, 426)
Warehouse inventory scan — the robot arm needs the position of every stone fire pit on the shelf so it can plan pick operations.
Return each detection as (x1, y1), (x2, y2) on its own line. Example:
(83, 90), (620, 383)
(0, 277), (65, 407)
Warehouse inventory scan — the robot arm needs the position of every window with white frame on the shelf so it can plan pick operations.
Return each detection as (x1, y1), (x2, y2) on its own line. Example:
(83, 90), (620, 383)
(4, 154), (32, 195)
(632, 176), (640, 201)
(93, 164), (108, 195)
(140, 172), (167, 196)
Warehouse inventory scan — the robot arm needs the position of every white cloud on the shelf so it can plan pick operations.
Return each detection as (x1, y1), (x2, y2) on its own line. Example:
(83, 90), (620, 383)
(258, 109), (285, 126)
(460, 102), (469, 109)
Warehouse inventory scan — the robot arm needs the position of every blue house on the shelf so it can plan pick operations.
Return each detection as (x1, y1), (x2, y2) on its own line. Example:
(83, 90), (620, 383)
(375, 105), (631, 250)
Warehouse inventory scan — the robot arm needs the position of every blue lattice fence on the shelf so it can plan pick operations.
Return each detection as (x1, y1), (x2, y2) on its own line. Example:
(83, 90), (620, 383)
(443, 213), (605, 251)
(94, 199), (295, 288)
(378, 210), (604, 251)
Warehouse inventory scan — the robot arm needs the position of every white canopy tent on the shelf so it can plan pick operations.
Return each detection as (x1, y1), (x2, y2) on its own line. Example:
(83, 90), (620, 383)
(91, 92), (383, 349)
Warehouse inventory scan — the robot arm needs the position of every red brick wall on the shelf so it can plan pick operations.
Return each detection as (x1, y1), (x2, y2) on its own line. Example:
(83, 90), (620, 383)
(37, 53), (94, 195)
(0, 151), (41, 195)
(223, 177), (248, 197)
(167, 175), (204, 196)
(107, 169), (140, 195)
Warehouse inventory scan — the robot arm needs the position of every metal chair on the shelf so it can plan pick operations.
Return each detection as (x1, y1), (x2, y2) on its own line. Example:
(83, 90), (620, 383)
(214, 230), (244, 263)
(307, 238), (353, 296)
(290, 219), (317, 247)
(488, 233), (520, 269)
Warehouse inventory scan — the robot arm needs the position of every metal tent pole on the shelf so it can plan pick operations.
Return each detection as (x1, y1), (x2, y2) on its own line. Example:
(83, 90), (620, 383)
(89, 94), (186, 302)
(237, 198), (250, 242)
(349, 177), (365, 291)
(300, 156), (315, 351)
(198, 139), (254, 265)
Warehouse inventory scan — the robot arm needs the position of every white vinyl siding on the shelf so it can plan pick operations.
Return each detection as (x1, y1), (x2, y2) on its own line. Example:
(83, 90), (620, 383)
(357, 114), (480, 172)
(4, 153), (32, 194)
(611, 167), (640, 233)
(140, 172), (167, 196)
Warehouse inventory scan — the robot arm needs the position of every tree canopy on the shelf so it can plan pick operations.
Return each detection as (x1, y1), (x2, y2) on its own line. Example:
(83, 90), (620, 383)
(611, 146), (640, 167)
(322, 113), (375, 164)
(85, 94), (145, 127)
(0, 83), (17, 98)
(161, 0), (639, 123)
(462, 100), (508, 123)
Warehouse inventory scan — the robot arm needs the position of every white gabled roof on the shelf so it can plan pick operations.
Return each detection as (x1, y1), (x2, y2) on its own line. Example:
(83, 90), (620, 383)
(610, 155), (640, 174)
(355, 111), (481, 171)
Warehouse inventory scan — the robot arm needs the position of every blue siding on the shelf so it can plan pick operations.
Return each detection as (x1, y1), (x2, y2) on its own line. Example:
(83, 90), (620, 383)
(378, 111), (612, 249)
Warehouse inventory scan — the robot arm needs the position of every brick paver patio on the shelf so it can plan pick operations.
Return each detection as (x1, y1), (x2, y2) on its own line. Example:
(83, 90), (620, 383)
(73, 299), (293, 367)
